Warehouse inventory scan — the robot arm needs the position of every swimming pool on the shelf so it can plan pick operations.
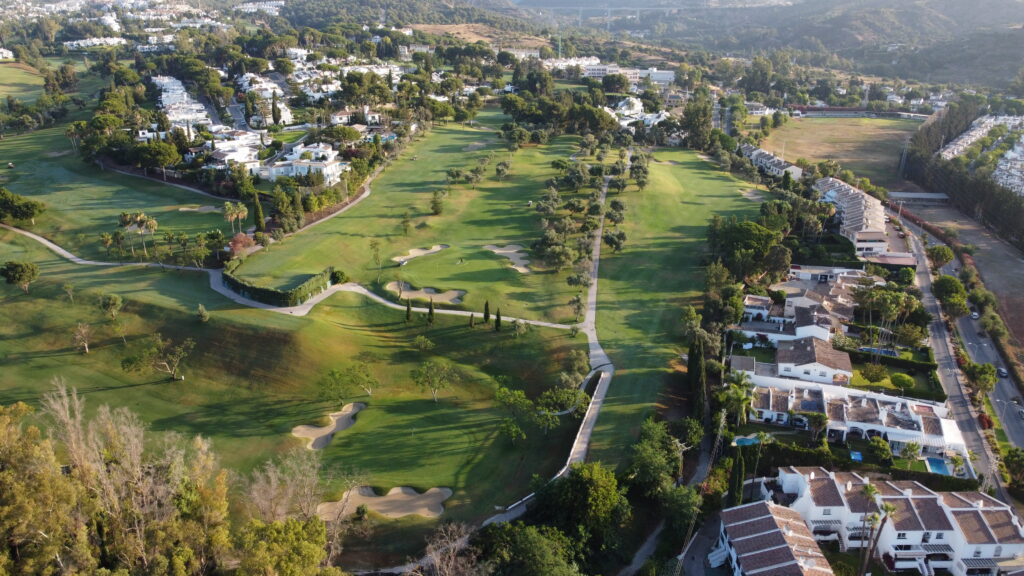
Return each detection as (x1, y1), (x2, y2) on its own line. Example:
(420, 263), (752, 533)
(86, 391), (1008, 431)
(926, 457), (952, 476)
(733, 433), (772, 447)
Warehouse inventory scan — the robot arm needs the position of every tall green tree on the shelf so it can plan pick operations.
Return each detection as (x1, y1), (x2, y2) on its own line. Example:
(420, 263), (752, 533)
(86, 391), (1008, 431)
(1, 261), (39, 293)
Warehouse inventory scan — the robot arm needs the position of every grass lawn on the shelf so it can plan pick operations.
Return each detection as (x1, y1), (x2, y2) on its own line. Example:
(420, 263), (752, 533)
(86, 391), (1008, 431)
(849, 362), (935, 398)
(0, 228), (583, 567)
(0, 62), (44, 101)
(983, 395), (1014, 456)
(760, 117), (921, 188)
(275, 129), (307, 144)
(587, 149), (760, 467)
(234, 108), (581, 323)
(0, 125), (234, 260)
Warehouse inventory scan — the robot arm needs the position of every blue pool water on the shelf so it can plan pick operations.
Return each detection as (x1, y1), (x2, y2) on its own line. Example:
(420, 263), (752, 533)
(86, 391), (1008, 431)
(734, 437), (759, 446)
(926, 457), (952, 476)
(858, 347), (899, 357)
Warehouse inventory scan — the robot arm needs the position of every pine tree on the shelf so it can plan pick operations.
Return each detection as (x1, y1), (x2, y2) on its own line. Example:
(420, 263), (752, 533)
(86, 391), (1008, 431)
(494, 309), (502, 332)
(406, 300), (412, 323)
(469, 313), (475, 328)
(688, 339), (707, 419)
(252, 191), (266, 232)
(427, 299), (435, 326)
(484, 300), (491, 323)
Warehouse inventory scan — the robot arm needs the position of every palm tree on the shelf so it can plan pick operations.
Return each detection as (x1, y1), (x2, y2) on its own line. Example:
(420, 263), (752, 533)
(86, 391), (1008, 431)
(860, 502), (897, 576)
(134, 212), (150, 258)
(902, 441), (922, 469)
(749, 431), (772, 485)
(99, 232), (113, 257)
(235, 202), (249, 233)
(857, 483), (878, 570)
(717, 384), (752, 427)
(118, 212), (137, 257)
(143, 217), (158, 259)
(805, 411), (829, 442)
(223, 202), (237, 233)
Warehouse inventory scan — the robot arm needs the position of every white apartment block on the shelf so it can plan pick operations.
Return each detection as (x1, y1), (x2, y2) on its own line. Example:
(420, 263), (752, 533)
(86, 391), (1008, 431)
(939, 115), (1024, 160)
(993, 135), (1024, 195)
(728, 365), (970, 458)
(740, 143), (804, 181)
(0, 48), (13, 59)
(63, 37), (127, 49)
(151, 75), (211, 130)
(709, 500), (836, 576)
(259, 142), (350, 186)
(582, 63), (676, 86)
(772, 468), (1024, 576)
(813, 177), (889, 256)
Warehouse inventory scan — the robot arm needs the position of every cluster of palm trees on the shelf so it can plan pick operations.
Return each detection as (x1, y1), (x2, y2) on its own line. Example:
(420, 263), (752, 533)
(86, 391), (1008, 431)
(103, 211), (158, 258)
(853, 284), (922, 360)
(222, 202), (249, 235)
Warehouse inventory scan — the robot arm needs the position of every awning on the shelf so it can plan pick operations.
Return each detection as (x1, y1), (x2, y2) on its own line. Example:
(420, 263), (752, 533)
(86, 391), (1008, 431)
(962, 558), (999, 568)
(921, 544), (954, 553)
(811, 520), (842, 527)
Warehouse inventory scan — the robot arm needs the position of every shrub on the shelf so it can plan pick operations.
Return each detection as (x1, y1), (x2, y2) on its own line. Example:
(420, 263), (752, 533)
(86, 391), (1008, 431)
(979, 413), (993, 430)
(861, 363), (889, 383)
(890, 373), (914, 390)
(222, 266), (333, 307)
(330, 269), (348, 284)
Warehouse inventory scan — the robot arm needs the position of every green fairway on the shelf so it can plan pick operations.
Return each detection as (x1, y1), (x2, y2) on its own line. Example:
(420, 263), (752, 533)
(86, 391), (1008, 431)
(760, 117), (920, 188)
(0, 227), (581, 566)
(588, 149), (760, 467)
(235, 109), (581, 323)
(0, 125), (234, 259)
(0, 62), (45, 101)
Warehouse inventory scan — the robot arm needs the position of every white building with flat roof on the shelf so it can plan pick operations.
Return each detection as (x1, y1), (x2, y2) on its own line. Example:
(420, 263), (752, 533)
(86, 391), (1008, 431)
(813, 177), (889, 256)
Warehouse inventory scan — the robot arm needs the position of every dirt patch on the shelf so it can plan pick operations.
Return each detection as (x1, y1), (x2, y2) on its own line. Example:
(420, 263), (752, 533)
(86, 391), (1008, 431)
(44, 150), (72, 158)
(912, 204), (1024, 341)
(410, 23), (548, 48)
(463, 141), (487, 152)
(291, 402), (365, 450)
(318, 486), (453, 519)
(178, 205), (220, 213)
(484, 244), (531, 274)
(391, 244), (449, 264)
(386, 281), (465, 304)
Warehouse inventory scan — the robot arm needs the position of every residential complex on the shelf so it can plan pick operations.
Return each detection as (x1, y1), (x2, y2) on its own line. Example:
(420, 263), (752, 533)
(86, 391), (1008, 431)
(938, 115), (1024, 160)
(151, 75), (211, 131)
(994, 135), (1024, 195)
(767, 468), (1024, 576)
(813, 177), (889, 256)
(259, 142), (350, 186)
(739, 143), (804, 180)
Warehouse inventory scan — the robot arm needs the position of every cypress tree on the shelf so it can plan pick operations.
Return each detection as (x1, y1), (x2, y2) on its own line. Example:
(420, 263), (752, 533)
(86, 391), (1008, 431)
(494, 309), (502, 332)
(689, 338), (706, 419)
(427, 299), (435, 326)
(484, 300), (491, 323)
(405, 300), (412, 323)
(469, 313), (475, 328)
(252, 191), (266, 232)
(735, 447), (746, 506)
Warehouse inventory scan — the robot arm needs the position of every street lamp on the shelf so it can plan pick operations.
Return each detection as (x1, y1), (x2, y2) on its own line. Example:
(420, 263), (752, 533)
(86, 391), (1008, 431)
(996, 398), (1009, 424)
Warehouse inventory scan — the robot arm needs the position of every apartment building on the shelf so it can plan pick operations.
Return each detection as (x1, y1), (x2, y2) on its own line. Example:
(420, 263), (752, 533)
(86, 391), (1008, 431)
(739, 143), (804, 180)
(813, 177), (889, 256)
(771, 468), (1024, 576)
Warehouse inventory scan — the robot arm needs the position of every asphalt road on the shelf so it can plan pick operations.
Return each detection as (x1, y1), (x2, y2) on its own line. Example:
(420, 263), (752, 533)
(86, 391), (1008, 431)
(898, 212), (1009, 498)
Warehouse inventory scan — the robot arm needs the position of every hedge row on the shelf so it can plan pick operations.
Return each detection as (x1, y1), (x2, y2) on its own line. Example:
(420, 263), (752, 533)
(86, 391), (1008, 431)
(223, 266), (335, 307)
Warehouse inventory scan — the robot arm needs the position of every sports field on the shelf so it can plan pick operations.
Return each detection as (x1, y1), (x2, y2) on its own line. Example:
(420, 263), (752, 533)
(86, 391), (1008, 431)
(234, 109), (582, 323)
(760, 117), (920, 188)
(587, 149), (760, 467)
(0, 125), (234, 258)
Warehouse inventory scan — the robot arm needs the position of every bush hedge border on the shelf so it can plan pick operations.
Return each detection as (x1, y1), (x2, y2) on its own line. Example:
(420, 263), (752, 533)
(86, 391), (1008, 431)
(222, 265), (335, 307)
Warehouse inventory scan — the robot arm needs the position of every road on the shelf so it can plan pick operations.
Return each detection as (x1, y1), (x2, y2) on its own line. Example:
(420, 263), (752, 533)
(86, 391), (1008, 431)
(898, 212), (1009, 499)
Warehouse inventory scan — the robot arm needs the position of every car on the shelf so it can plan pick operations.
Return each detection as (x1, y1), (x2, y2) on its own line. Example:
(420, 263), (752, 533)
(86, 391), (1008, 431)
(971, 312), (980, 320)
(998, 368), (1010, 378)
(1013, 396), (1021, 404)
(1017, 407), (1024, 420)
(898, 232), (907, 238)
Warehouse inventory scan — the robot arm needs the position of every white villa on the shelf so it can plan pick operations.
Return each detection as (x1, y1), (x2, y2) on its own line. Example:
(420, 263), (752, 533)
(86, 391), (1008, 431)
(151, 75), (211, 130)
(259, 142), (349, 185)
(768, 467), (1024, 576)
(813, 178), (889, 256)
(739, 143), (804, 180)
(709, 500), (836, 576)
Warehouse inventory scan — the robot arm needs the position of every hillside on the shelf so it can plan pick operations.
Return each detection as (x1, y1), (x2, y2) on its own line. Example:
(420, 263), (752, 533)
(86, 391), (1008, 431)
(282, 0), (538, 32)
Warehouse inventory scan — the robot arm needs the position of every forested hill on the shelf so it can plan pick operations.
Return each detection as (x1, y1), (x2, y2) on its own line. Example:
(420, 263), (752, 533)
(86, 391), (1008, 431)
(281, 0), (537, 33)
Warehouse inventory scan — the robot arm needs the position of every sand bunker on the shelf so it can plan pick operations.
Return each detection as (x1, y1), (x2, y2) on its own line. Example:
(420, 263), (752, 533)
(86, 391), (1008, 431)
(741, 189), (764, 202)
(386, 281), (465, 304)
(45, 150), (72, 158)
(484, 244), (531, 274)
(318, 486), (453, 520)
(178, 205), (220, 213)
(291, 402), (366, 450)
(463, 141), (487, 152)
(391, 244), (449, 264)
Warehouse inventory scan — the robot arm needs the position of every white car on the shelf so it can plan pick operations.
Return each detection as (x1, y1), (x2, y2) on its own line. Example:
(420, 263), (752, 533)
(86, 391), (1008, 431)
(971, 312), (980, 320)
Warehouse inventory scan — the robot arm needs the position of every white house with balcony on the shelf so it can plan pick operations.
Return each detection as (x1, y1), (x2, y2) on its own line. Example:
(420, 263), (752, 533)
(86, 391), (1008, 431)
(259, 142), (349, 185)
(770, 468), (1024, 576)
(813, 177), (890, 256)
